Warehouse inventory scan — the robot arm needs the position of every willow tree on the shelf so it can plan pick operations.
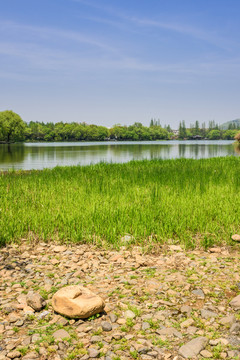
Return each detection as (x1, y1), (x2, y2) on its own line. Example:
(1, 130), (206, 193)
(0, 110), (25, 143)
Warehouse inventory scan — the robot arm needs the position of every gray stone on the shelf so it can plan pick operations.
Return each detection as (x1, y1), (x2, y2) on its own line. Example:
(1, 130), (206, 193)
(201, 309), (218, 319)
(179, 336), (208, 358)
(228, 350), (240, 358)
(88, 348), (100, 358)
(186, 326), (197, 334)
(156, 327), (182, 339)
(219, 315), (235, 326)
(38, 310), (50, 319)
(31, 333), (41, 343)
(192, 289), (205, 298)
(229, 295), (240, 310)
(229, 322), (240, 334)
(15, 319), (24, 326)
(101, 321), (112, 332)
(142, 322), (151, 331)
(124, 310), (136, 319)
(53, 329), (70, 340)
(228, 336), (240, 347)
(109, 313), (117, 323)
(91, 335), (102, 343)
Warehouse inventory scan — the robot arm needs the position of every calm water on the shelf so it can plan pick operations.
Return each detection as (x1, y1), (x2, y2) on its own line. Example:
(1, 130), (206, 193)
(0, 140), (238, 170)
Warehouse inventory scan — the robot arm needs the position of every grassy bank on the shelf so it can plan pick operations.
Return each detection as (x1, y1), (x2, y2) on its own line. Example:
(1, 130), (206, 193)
(1, 157), (240, 248)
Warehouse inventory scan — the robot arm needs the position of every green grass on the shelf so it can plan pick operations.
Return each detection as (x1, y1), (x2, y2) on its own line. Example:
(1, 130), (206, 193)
(0, 157), (240, 248)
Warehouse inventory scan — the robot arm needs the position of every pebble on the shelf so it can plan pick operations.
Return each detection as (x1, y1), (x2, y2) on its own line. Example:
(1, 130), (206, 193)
(124, 310), (136, 319)
(192, 288), (205, 298)
(1, 242), (240, 360)
(109, 313), (117, 323)
(201, 309), (218, 319)
(26, 292), (46, 311)
(229, 294), (240, 310)
(7, 350), (21, 359)
(179, 336), (208, 358)
(200, 349), (213, 357)
(53, 329), (70, 340)
(142, 322), (151, 330)
(101, 321), (112, 332)
(88, 348), (100, 358)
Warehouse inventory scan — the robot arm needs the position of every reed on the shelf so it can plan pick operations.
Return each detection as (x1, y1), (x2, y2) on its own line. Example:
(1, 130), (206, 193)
(1, 157), (240, 248)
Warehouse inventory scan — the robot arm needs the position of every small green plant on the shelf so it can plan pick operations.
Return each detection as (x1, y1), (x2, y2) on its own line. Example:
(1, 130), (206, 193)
(126, 318), (134, 328)
(88, 313), (101, 321)
(143, 268), (156, 277)
(146, 318), (159, 329)
(26, 314), (36, 321)
(212, 344), (222, 359)
(18, 347), (29, 356)
(98, 341), (104, 349)
(130, 350), (139, 359)
(39, 289), (48, 300)
(127, 305), (142, 317)
(47, 273), (55, 278)
(120, 325), (128, 332)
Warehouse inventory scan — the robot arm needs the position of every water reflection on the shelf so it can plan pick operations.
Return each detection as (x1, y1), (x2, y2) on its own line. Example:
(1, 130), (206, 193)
(0, 144), (25, 165)
(0, 140), (238, 170)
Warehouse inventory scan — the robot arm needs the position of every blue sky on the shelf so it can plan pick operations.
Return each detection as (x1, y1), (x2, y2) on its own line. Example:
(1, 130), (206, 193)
(1, 0), (240, 128)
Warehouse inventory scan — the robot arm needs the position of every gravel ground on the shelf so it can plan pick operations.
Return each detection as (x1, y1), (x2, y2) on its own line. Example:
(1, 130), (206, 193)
(0, 241), (240, 360)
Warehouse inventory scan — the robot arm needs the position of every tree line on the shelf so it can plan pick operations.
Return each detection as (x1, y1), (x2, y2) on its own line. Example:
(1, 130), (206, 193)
(178, 120), (240, 140)
(0, 110), (240, 143)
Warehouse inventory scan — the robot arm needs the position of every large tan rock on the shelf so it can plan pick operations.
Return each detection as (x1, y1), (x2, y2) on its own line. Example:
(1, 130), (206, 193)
(52, 285), (105, 318)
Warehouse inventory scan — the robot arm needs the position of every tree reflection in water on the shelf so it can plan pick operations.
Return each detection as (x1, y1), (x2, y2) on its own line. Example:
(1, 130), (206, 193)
(0, 141), (238, 171)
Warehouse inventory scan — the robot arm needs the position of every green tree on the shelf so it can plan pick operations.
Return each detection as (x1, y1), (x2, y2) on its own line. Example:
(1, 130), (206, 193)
(0, 110), (25, 143)
(207, 129), (221, 140)
(223, 129), (238, 140)
(178, 121), (187, 139)
(194, 120), (200, 135)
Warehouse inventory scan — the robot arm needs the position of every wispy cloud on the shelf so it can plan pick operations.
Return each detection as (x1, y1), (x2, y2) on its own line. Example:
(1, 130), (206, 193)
(0, 16), (239, 83)
(1, 37), (239, 82)
(72, 0), (236, 51)
(0, 20), (116, 53)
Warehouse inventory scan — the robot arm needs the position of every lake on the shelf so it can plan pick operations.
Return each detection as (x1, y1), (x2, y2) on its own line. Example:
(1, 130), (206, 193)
(0, 140), (238, 170)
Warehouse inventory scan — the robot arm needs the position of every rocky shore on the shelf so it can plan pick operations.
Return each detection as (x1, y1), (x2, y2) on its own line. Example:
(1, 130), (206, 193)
(0, 241), (240, 360)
